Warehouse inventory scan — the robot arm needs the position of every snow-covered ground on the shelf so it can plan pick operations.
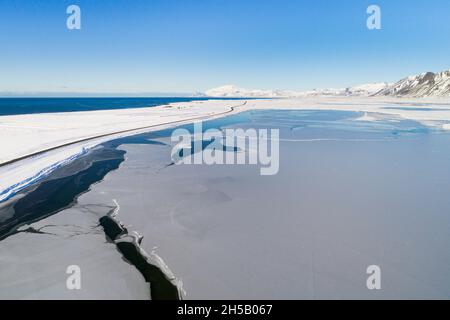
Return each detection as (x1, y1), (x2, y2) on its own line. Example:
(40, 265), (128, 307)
(0, 100), (241, 202)
(204, 83), (391, 98)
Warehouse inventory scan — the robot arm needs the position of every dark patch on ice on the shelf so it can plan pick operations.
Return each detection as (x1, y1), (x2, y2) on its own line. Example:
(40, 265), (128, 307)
(116, 241), (180, 300)
(155, 162), (175, 174)
(17, 226), (56, 236)
(0, 147), (126, 240)
(176, 138), (239, 160)
(99, 214), (181, 300)
(0, 137), (167, 239)
(100, 215), (127, 240)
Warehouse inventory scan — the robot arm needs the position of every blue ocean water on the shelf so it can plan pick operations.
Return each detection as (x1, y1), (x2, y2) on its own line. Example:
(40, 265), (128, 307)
(0, 97), (240, 116)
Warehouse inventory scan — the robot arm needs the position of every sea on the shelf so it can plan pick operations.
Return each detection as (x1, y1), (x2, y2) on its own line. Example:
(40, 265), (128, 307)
(0, 97), (243, 116)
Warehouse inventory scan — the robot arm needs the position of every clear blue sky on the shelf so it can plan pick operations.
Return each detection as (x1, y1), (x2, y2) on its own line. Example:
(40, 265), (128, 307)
(1, 0), (450, 94)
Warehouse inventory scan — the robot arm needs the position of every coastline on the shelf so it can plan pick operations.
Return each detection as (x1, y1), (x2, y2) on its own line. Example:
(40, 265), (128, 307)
(0, 100), (244, 203)
(2, 95), (450, 204)
(2, 104), (450, 299)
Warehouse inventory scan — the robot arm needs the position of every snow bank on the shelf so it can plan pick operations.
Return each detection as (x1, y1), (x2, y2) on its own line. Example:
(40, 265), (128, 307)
(0, 100), (241, 202)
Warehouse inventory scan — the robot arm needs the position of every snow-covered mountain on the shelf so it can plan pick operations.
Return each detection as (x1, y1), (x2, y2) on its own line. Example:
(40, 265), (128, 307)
(204, 83), (389, 98)
(376, 70), (450, 97)
(204, 69), (450, 98)
(204, 85), (286, 98)
(299, 83), (390, 97)
(345, 83), (391, 96)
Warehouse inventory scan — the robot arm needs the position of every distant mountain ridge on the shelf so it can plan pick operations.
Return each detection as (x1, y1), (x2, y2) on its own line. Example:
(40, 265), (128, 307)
(375, 70), (450, 97)
(204, 68), (450, 98)
(204, 83), (390, 98)
(204, 85), (286, 98)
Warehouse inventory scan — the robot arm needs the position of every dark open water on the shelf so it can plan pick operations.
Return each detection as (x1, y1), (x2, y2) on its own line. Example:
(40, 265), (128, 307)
(0, 97), (243, 116)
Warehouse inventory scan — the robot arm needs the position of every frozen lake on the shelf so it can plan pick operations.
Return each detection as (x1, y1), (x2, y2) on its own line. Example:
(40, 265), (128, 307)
(2, 109), (450, 299)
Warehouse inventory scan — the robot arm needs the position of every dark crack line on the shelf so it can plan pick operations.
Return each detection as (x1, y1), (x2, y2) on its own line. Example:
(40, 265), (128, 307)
(99, 199), (183, 300)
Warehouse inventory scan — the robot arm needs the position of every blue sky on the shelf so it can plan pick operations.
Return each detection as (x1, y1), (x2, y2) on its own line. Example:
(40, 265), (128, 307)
(1, 0), (450, 95)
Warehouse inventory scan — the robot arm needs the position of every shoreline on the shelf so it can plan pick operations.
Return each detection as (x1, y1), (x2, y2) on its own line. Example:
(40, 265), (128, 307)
(0, 101), (245, 203)
(2, 96), (450, 203)
(99, 200), (184, 300)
